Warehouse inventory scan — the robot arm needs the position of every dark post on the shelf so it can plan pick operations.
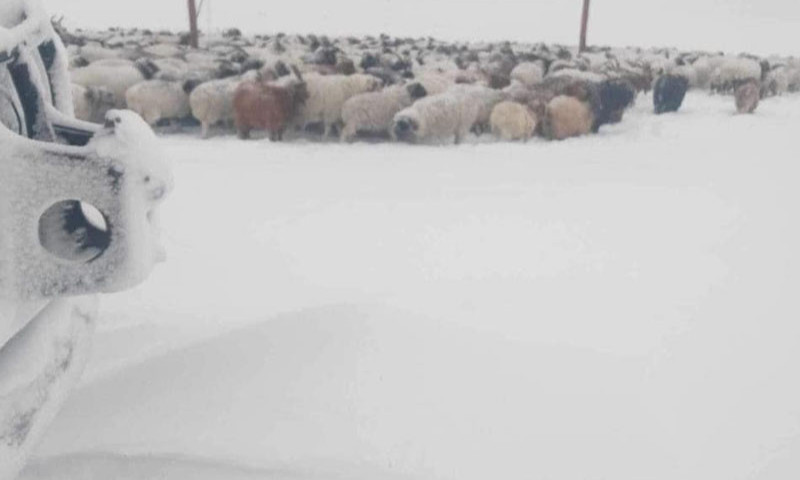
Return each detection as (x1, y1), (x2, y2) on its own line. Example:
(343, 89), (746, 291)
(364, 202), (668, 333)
(187, 0), (199, 49)
(579, 0), (591, 53)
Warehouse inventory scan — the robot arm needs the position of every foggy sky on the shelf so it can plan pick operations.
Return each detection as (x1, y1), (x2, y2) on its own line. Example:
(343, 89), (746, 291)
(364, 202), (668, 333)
(45, 0), (800, 56)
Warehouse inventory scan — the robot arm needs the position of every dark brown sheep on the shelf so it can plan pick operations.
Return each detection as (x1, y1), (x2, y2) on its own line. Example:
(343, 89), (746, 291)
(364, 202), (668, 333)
(233, 69), (308, 141)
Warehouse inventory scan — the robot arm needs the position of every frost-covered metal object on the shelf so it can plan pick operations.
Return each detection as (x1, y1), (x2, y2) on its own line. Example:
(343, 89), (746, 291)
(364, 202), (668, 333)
(0, 2), (171, 478)
(0, 8), (172, 301)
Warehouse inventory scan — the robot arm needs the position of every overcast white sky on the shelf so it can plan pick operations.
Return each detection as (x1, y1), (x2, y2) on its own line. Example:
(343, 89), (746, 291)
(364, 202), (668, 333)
(44, 0), (800, 56)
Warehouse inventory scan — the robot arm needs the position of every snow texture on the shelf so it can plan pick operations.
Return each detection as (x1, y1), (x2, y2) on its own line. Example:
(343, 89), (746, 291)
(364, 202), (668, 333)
(0, 296), (97, 480)
(0, 106), (172, 300)
(17, 92), (800, 480)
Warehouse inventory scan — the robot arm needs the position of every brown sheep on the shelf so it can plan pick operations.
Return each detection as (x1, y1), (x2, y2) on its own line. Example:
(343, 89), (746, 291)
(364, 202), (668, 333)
(233, 68), (308, 141)
(542, 95), (594, 140)
(735, 79), (760, 114)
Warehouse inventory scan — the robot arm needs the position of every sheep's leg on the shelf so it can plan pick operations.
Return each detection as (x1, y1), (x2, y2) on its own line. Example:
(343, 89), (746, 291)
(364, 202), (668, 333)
(201, 122), (210, 139)
(237, 127), (251, 140)
(340, 124), (356, 143)
(322, 123), (332, 140)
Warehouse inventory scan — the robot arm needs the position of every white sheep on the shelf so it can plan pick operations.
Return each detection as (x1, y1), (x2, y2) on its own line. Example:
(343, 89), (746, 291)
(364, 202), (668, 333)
(125, 80), (192, 126)
(78, 42), (123, 62)
(415, 72), (454, 96)
(295, 73), (382, 138)
(392, 91), (480, 144)
(190, 77), (240, 138)
(70, 61), (156, 108)
(490, 101), (537, 141)
(340, 82), (428, 142)
(510, 62), (545, 87)
(548, 68), (606, 83)
(143, 43), (184, 58)
(448, 84), (506, 134)
(710, 57), (762, 93)
(71, 83), (116, 123)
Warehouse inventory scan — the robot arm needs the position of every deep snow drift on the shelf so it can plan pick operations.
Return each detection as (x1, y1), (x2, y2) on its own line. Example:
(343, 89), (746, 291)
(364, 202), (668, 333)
(22, 92), (800, 480)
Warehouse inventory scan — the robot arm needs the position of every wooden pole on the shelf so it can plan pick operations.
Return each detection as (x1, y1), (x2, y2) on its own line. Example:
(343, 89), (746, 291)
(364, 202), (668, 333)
(579, 0), (590, 53)
(187, 0), (199, 49)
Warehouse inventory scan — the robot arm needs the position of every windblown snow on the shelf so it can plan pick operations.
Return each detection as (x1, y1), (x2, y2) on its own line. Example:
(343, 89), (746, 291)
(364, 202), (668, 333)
(15, 91), (800, 480)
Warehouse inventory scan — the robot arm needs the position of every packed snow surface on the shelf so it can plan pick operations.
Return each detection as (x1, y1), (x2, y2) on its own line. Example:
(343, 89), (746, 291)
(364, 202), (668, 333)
(23, 93), (800, 479)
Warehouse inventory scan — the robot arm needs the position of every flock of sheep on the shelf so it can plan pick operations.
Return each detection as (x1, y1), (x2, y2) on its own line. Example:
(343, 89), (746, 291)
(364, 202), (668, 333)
(60, 24), (800, 144)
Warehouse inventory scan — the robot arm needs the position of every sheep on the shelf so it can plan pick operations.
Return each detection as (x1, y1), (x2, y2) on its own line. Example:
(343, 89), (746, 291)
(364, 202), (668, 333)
(78, 42), (123, 62)
(295, 73), (382, 138)
(340, 82), (428, 142)
(510, 62), (544, 87)
(125, 79), (195, 126)
(70, 60), (159, 107)
(490, 101), (537, 141)
(392, 91), (480, 144)
(415, 72), (454, 96)
(233, 69), (308, 141)
(189, 77), (241, 138)
(448, 84), (506, 135)
(653, 74), (689, 114)
(541, 95), (594, 140)
(761, 66), (791, 97)
(734, 79), (760, 114)
(595, 79), (636, 128)
(710, 57), (762, 94)
(71, 83), (116, 123)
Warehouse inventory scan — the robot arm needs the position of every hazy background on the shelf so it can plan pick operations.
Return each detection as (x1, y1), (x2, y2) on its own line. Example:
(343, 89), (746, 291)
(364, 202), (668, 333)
(45, 0), (800, 57)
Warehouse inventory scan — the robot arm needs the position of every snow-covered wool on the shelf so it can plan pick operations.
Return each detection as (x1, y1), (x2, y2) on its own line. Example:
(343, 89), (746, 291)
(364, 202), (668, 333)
(669, 64), (699, 89)
(189, 78), (240, 138)
(124, 80), (193, 125)
(542, 95), (593, 140)
(503, 80), (533, 103)
(710, 57), (762, 94)
(70, 61), (158, 108)
(233, 72), (308, 141)
(78, 42), (123, 63)
(151, 57), (191, 81)
(72, 83), (116, 123)
(340, 82), (427, 142)
(510, 62), (545, 87)
(490, 101), (537, 141)
(448, 84), (506, 134)
(734, 79), (760, 114)
(392, 91), (480, 144)
(653, 74), (689, 114)
(295, 73), (382, 138)
(528, 76), (601, 127)
(143, 43), (184, 58)
(548, 68), (606, 83)
(761, 67), (789, 97)
(415, 72), (454, 96)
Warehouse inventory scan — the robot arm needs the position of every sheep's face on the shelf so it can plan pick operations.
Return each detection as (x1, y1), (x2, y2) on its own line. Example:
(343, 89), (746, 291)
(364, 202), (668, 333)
(406, 82), (428, 100)
(393, 116), (419, 142)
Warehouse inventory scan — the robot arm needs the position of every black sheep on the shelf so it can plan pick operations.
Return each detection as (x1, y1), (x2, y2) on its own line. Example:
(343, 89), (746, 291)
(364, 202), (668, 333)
(653, 74), (689, 114)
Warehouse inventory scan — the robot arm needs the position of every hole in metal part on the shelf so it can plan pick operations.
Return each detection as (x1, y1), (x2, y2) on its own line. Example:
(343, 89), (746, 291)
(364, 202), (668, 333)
(38, 200), (111, 263)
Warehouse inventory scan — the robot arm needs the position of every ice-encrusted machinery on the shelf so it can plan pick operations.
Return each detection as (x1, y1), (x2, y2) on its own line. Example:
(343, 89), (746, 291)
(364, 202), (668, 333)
(0, 2), (170, 478)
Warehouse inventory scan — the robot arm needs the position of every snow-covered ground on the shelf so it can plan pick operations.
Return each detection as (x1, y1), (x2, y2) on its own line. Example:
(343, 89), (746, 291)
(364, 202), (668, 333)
(22, 92), (800, 479)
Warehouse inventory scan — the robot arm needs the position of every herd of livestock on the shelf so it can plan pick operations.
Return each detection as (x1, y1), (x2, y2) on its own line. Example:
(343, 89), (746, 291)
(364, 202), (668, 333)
(59, 24), (800, 144)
